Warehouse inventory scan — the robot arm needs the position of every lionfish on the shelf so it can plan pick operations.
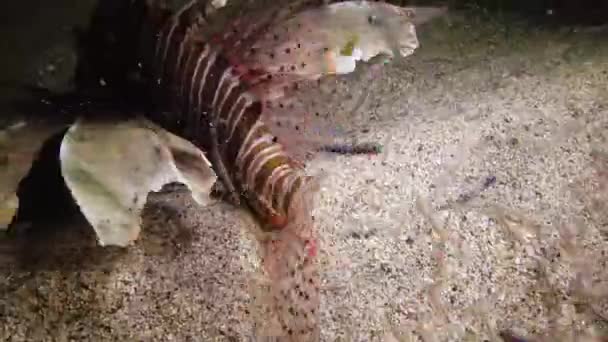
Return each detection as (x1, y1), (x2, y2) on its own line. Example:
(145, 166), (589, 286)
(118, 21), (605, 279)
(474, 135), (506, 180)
(102, 0), (444, 339)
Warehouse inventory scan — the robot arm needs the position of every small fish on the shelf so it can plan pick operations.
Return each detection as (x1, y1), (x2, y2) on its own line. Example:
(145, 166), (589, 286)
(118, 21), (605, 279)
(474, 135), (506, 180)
(216, 0), (425, 94)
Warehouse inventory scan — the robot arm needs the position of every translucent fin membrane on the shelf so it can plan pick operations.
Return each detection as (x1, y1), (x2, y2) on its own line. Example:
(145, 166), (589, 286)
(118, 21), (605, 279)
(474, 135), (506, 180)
(219, 1), (425, 163)
(232, 1), (422, 95)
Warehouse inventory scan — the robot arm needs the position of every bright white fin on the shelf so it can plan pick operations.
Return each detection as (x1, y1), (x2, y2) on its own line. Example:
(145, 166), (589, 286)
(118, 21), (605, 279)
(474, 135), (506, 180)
(59, 117), (217, 247)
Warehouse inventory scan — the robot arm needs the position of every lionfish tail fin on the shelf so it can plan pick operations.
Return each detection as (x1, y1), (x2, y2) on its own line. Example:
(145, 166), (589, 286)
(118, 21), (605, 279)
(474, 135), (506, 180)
(261, 172), (325, 341)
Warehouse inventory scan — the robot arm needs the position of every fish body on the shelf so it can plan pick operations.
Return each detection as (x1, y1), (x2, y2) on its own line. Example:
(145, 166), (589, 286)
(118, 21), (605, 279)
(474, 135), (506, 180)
(151, 0), (316, 231)
(134, 0), (445, 340)
(145, 0), (434, 228)
(147, 2), (325, 339)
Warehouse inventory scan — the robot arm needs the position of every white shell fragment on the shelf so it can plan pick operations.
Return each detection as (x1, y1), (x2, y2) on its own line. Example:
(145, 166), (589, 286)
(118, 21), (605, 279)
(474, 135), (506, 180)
(59, 117), (217, 247)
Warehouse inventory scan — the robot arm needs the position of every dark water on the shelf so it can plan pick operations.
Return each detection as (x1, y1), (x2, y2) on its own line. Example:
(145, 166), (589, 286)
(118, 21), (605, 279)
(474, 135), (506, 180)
(0, 1), (96, 110)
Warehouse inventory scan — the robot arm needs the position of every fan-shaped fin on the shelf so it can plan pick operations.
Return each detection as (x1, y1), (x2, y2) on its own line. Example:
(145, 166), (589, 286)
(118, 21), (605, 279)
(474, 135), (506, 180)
(233, 1), (422, 84)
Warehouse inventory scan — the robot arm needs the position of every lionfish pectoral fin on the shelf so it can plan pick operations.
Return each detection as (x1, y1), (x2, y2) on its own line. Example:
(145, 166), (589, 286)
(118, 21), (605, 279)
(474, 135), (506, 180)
(227, 0), (435, 86)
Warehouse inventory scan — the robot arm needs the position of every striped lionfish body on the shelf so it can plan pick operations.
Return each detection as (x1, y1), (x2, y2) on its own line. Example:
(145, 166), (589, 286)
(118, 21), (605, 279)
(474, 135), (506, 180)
(135, 0), (445, 340)
(148, 2), (326, 339)
(151, 0), (320, 231)
(146, 0), (438, 229)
